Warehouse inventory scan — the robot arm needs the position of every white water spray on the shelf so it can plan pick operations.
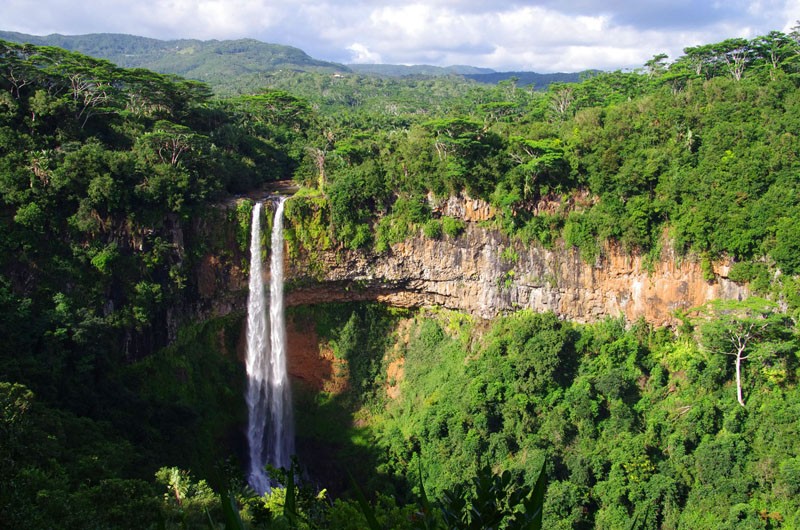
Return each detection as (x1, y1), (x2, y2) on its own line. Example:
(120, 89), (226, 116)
(245, 198), (294, 494)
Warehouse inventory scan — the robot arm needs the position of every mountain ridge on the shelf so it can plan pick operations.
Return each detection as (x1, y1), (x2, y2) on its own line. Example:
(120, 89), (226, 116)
(0, 30), (583, 90)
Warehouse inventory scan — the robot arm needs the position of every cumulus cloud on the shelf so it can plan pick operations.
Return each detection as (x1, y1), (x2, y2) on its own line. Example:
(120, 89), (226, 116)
(1, 0), (797, 71)
(114, 0), (291, 40)
(347, 43), (382, 63)
(309, 3), (664, 71)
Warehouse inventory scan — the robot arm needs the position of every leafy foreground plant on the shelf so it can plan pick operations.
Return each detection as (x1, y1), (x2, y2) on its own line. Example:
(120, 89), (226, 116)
(354, 460), (547, 530)
(214, 459), (547, 529)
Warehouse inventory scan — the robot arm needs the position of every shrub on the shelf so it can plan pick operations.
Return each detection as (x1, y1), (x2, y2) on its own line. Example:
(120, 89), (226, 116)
(441, 216), (466, 237)
(423, 219), (443, 239)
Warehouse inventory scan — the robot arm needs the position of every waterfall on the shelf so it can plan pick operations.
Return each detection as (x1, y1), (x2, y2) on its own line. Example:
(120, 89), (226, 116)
(267, 197), (294, 474)
(245, 198), (294, 494)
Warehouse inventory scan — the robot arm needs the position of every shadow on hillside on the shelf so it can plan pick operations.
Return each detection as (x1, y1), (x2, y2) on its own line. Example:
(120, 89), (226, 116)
(285, 302), (410, 500)
(292, 384), (406, 500)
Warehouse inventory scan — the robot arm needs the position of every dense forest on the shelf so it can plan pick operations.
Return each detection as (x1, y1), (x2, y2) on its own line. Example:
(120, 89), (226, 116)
(1, 26), (799, 529)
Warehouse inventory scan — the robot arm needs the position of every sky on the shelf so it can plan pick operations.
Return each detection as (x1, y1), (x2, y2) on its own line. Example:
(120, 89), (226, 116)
(2, 0), (799, 72)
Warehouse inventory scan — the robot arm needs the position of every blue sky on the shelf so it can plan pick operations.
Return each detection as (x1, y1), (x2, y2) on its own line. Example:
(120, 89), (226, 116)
(1, 0), (798, 72)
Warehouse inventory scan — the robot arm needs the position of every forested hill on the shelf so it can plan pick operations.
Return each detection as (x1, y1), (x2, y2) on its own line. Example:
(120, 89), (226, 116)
(348, 63), (586, 86)
(348, 64), (495, 76)
(464, 70), (588, 86)
(0, 30), (350, 94)
(0, 30), (585, 93)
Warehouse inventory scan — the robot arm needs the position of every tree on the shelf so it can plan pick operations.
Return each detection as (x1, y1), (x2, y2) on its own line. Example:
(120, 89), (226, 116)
(477, 101), (518, 127)
(506, 136), (570, 200)
(750, 31), (798, 78)
(680, 43), (720, 78)
(547, 83), (575, 119)
(66, 67), (116, 127)
(420, 117), (503, 197)
(307, 146), (328, 189)
(138, 120), (204, 166)
(771, 217), (800, 275)
(712, 38), (752, 81)
(234, 90), (311, 130)
(644, 53), (669, 77)
(696, 298), (794, 407)
(0, 41), (39, 99)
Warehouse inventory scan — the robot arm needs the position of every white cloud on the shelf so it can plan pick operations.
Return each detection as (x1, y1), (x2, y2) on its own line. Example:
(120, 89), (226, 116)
(347, 43), (382, 63)
(128, 0), (286, 39)
(1, 0), (797, 71)
(323, 4), (656, 71)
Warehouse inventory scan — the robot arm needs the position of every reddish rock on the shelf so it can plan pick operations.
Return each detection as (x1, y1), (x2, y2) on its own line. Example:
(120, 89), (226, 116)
(285, 315), (348, 394)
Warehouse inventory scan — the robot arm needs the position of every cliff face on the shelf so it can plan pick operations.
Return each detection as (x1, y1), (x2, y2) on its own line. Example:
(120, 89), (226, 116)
(285, 224), (746, 327)
(191, 196), (748, 329)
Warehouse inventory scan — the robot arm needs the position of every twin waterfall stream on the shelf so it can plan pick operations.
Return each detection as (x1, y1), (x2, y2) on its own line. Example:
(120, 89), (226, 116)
(245, 198), (294, 494)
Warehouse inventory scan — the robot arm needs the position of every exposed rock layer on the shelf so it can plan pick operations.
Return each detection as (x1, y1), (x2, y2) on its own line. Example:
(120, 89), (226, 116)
(192, 197), (748, 329)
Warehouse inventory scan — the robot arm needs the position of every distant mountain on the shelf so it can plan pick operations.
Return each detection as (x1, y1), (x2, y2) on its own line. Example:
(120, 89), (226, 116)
(348, 64), (495, 76)
(346, 64), (584, 89)
(0, 31), (350, 94)
(464, 71), (586, 87)
(0, 31), (585, 93)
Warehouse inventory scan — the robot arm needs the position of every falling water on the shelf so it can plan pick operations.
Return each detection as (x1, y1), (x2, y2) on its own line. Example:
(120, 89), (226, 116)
(267, 197), (294, 474)
(245, 201), (269, 493)
(245, 198), (294, 494)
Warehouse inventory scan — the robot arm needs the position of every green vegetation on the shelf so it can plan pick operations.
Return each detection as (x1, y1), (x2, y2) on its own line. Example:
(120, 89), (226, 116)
(363, 308), (799, 528)
(261, 303), (799, 529)
(258, 27), (800, 287)
(1, 27), (800, 529)
(0, 39), (285, 527)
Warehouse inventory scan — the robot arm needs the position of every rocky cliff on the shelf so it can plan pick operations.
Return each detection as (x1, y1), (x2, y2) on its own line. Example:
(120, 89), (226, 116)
(191, 195), (748, 329)
(285, 226), (746, 328)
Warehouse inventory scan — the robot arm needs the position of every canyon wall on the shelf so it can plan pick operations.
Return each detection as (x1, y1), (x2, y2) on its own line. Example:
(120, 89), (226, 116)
(284, 224), (746, 327)
(192, 196), (748, 329)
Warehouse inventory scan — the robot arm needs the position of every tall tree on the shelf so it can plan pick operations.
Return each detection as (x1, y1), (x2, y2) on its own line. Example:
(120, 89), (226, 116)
(644, 53), (669, 78)
(696, 298), (794, 407)
(750, 31), (798, 78)
(712, 38), (752, 81)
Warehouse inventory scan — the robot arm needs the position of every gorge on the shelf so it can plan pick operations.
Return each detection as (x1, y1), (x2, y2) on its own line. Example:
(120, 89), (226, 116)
(3, 33), (798, 527)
